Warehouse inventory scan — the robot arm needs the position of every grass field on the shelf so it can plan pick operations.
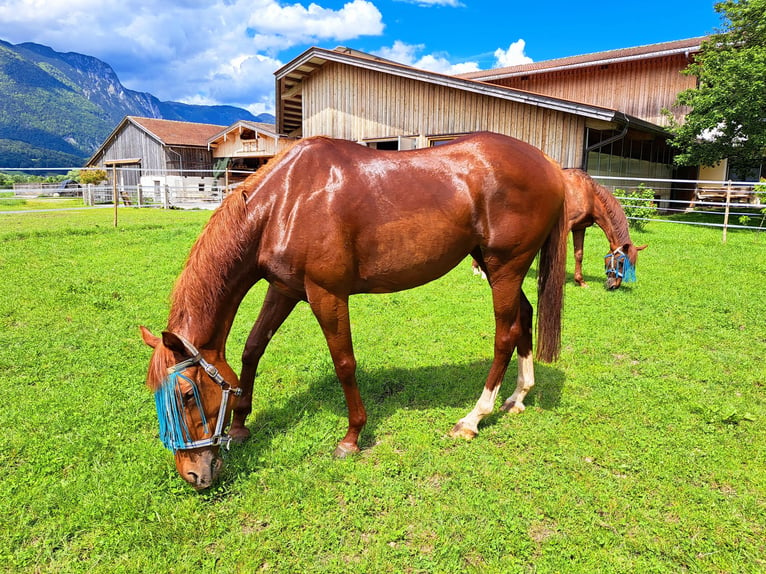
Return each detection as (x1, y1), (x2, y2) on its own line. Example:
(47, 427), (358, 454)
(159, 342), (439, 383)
(0, 206), (764, 573)
(0, 196), (86, 211)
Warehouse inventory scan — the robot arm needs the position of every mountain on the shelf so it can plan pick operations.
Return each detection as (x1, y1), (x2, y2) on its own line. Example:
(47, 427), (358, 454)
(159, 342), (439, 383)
(0, 40), (275, 170)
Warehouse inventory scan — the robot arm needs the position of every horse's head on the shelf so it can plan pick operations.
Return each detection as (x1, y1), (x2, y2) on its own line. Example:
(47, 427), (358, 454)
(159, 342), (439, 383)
(140, 327), (241, 490)
(604, 243), (647, 290)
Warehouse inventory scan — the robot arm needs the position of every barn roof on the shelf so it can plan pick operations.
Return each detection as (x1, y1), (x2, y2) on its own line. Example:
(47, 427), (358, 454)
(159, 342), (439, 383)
(128, 116), (226, 146)
(86, 116), (229, 166)
(275, 46), (668, 137)
(458, 37), (705, 82)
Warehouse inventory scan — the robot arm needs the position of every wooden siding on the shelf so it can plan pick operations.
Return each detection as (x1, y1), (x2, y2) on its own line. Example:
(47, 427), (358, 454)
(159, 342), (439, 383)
(302, 63), (586, 167)
(90, 122), (214, 176)
(489, 55), (696, 127)
(93, 123), (165, 171)
(212, 133), (286, 159)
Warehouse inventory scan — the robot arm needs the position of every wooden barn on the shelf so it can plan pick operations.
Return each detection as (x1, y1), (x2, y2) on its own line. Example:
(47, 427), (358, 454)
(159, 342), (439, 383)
(274, 38), (766, 208)
(86, 116), (226, 203)
(275, 45), (678, 187)
(460, 38), (702, 129)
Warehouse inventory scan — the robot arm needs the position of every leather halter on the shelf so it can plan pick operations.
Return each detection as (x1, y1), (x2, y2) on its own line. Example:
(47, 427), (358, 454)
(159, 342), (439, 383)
(154, 336), (242, 452)
(604, 246), (637, 283)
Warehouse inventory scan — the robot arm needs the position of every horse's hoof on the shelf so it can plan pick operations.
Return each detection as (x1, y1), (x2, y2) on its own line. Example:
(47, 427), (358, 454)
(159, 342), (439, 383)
(449, 422), (477, 440)
(228, 426), (251, 444)
(500, 399), (525, 414)
(333, 443), (360, 458)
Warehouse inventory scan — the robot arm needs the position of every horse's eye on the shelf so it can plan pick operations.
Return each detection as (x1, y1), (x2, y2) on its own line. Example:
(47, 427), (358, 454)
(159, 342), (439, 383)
(182, 389), (196, 402)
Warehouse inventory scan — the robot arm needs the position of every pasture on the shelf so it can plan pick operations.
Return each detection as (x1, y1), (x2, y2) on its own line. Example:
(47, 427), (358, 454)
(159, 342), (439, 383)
(0, 206), (764, 573)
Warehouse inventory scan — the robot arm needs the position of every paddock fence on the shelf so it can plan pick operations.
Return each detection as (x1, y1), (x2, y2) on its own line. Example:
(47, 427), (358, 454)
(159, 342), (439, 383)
(2, 166), (764, 237)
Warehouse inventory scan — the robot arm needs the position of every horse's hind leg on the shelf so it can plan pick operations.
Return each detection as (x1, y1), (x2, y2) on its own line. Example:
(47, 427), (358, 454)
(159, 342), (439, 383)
(230, 285), (299, 443)
(450, 277), (523, 439)
(501, 290), (534, 414)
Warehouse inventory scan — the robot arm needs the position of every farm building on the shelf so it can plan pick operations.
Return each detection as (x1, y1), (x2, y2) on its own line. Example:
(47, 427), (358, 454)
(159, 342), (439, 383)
(207, 120), (294, 185)
(274, 43), (691, 205)
(275, 37), (762, 206)
(86, 116), (226, 204)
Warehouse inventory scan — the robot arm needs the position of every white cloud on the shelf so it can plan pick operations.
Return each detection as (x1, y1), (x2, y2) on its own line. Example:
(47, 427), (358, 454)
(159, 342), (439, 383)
(494, 39), (533, 68)
(375, 40), (479, 75)
(252, 0), (383, 40)
(0, 0), (384, 113)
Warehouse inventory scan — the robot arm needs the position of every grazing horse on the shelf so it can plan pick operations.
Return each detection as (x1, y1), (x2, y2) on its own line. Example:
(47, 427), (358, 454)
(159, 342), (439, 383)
(472, 168), (646, 289)
(141, 132), (569, 490)
(563, 169), (647, 289)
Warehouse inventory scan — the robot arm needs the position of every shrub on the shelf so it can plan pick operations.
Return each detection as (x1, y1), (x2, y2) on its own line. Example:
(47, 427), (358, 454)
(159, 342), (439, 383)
(616, 183), (657, 231)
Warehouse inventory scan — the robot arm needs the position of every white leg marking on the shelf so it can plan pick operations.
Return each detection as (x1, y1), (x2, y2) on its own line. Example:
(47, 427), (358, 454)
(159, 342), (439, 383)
(456, 385), (501, 436)
(502, 351), (534, 413)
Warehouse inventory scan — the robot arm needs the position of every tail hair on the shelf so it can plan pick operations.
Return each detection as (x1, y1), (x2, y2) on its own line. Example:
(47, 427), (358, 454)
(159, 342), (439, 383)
(535, 197), (568, 363)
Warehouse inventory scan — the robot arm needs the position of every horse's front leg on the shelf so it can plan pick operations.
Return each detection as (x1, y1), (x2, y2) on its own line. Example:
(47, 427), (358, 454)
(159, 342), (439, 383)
(450, 279), (523, 439)
(572, 228), (587, 286)
(501, 290), (534, 414)
(230, 285), (299, 443)
(306, 285), (366, 457)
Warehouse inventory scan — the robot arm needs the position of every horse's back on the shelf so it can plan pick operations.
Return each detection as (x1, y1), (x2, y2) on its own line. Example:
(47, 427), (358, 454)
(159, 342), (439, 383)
(250, 133), (565, 295)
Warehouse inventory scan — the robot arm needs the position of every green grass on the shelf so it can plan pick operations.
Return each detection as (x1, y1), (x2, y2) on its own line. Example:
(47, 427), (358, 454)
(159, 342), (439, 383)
(0, 196), (86, 211)
(0, 208), (764, 573)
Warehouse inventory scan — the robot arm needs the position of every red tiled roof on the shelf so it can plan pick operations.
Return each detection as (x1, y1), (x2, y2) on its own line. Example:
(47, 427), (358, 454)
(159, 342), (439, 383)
(129, 116), (227, 146)
(459, 37), (705, 81)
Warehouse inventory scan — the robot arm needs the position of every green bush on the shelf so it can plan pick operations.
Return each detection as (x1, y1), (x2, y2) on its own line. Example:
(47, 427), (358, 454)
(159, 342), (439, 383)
(616, 183), (658, 231)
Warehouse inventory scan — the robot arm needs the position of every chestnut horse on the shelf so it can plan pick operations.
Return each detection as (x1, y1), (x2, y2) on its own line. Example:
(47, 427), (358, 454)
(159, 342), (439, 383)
(563, 169), (647, 289)
(472, 168), (646, 288)
(141, 132), (568, 490)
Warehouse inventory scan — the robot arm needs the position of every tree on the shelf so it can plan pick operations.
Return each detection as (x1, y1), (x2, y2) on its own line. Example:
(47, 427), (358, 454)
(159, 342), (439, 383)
(667, 0), (766, 173)
(78, 168), (108, 185)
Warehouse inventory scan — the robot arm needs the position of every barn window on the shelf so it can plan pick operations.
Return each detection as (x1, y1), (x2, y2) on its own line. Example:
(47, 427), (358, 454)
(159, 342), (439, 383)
(363, 136), (418, 150)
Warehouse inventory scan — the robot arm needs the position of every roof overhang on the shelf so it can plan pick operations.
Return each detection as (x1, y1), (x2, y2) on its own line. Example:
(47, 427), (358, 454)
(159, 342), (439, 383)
(459, 37), (704, 82)
(275, 46), (668, 138)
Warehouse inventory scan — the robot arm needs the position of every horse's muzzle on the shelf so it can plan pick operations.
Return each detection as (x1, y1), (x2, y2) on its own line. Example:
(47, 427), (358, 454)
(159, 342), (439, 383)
(177, 449), (223, 491)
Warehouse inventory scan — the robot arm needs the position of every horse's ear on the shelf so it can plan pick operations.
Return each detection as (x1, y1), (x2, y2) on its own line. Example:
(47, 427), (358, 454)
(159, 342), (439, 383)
(161, 331), (189, 355)
(140, 326), (160, 349)
(636, 244), (648, 251)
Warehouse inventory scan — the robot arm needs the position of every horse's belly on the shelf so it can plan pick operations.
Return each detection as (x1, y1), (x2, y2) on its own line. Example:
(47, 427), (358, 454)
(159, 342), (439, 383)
(354, 220), (473, 293)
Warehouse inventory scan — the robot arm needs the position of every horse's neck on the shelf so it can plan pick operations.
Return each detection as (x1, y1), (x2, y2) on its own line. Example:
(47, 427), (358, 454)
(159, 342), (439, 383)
(167, 202), (264, 351)
(592, 186), (631, 250)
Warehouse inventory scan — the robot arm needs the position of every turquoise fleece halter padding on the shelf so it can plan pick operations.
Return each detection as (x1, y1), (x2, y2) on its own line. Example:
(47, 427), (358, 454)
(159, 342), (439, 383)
(622, 256), (636, 283)
(154, 370), (210, 452)
(604, 249), (636, 283)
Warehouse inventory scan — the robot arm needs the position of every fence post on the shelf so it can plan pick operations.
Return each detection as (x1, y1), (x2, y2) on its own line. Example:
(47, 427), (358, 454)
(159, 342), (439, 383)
(112, 165), (118, 228)
(722, 180), (732, 243)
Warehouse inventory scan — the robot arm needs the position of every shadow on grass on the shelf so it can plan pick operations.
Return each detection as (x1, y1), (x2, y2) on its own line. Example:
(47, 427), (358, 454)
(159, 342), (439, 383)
(220, 358), (565, 483)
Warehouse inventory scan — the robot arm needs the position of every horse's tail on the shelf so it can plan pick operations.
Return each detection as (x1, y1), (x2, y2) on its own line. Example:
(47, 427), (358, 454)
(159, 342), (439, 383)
(535, 193), (568, 363)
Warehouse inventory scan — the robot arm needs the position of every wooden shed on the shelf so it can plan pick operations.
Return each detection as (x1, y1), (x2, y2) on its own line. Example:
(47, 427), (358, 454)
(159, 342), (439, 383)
(275, 46), (672, 179)
(86, 116), (226, 204)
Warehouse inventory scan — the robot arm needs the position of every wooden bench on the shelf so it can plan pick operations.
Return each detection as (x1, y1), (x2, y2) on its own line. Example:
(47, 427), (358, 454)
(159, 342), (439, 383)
(695, 186), (754, 204)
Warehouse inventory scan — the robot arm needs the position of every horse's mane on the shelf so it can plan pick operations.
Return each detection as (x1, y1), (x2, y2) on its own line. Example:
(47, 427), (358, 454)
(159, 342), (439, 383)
(167, 141), (300, 332)
(589, 177), (632, 246)
(567, 168), (632, 246)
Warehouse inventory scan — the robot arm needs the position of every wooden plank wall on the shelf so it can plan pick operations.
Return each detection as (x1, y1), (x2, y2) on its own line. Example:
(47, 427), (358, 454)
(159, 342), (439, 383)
(302, 63), (586, 168)
(96, 123), (165, 172)
(491, 55), (696, 127)
(212, 134), (282, 158)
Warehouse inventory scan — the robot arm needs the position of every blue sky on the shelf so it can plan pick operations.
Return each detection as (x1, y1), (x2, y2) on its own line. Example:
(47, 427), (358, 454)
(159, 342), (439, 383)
(0, 0), (721, 116)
